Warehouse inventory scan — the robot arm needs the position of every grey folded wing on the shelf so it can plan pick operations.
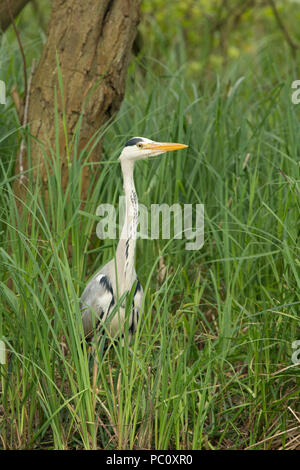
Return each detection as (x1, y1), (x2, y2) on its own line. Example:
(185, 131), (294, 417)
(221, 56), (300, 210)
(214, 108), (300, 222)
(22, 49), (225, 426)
(80, 273), (115, 337)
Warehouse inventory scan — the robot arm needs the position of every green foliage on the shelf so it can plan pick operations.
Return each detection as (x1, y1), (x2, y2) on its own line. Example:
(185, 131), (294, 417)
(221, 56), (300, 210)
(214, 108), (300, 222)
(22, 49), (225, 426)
(0, 0), (300, 450)
(0, 0), (49, 174)
(141, 0), (300, 76)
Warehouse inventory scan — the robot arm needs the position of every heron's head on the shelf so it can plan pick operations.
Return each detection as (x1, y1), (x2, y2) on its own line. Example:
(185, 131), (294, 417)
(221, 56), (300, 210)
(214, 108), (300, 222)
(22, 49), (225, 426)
(119, 137), (188, 162)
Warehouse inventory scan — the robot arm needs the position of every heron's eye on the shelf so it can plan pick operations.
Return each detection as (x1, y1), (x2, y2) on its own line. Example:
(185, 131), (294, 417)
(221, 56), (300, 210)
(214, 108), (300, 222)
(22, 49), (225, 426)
(137, 143), (143, 149)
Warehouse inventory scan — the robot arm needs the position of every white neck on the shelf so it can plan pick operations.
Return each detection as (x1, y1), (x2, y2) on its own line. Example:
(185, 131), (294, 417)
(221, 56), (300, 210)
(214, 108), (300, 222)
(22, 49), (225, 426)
(116, 159), (138, 292)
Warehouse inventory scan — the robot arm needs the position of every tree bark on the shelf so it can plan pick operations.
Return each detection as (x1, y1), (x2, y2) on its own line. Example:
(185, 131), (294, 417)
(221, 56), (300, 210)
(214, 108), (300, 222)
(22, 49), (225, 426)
(0, 0), (31, 31)
(23, 0), (140, 199)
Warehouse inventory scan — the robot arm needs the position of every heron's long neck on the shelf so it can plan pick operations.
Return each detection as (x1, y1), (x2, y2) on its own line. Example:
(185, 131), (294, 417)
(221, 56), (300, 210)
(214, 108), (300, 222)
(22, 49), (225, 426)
(116, 160), (138, 292)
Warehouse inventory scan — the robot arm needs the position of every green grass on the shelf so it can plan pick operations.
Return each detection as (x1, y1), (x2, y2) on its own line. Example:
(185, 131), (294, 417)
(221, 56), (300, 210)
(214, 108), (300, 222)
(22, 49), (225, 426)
(0, 27), (300, 449)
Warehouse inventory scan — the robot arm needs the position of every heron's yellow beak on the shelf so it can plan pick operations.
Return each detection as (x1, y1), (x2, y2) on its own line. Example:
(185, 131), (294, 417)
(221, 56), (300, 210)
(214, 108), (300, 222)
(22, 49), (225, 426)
(143, 142), (188, 152)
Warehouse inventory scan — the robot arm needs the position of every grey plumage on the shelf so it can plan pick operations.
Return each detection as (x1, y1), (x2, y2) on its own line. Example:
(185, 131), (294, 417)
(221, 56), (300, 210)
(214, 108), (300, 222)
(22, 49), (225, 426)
(81, 259), (143, 341)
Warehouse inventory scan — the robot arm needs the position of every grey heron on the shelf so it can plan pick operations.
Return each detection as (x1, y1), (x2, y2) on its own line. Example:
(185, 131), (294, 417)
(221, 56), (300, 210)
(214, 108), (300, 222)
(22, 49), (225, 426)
(81, 137), (188, 343)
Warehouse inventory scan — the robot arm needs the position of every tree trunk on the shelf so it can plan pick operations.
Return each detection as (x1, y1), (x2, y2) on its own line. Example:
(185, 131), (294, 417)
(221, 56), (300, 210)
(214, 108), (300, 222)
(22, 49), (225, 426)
(0, 0), (31, 31)
(22, 0), (140, 200)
